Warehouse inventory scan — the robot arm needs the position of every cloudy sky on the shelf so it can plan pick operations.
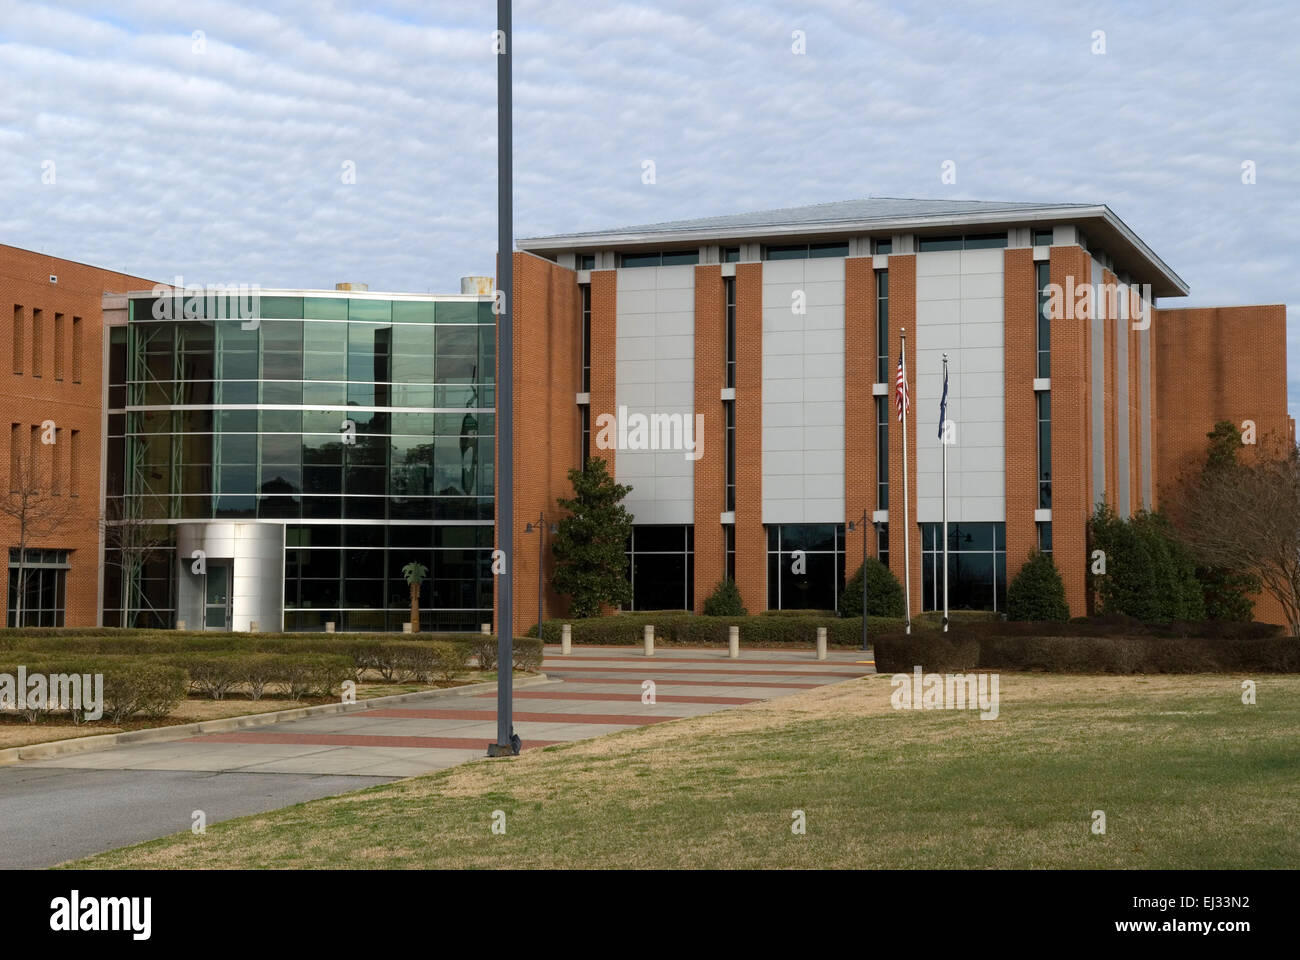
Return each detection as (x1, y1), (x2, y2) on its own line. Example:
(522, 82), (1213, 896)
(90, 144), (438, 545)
(1, 0), (1297, 408)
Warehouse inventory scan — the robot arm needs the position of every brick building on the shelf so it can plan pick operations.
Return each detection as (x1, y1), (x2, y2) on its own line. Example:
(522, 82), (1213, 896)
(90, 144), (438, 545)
(0, 245), (153, 626)
(0, 197), (1290, 632)
(508, 198), (1293, 632)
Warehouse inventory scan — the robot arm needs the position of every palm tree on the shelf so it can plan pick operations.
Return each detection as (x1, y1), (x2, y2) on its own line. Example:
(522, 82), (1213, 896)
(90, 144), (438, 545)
(401, 561), (428, 632)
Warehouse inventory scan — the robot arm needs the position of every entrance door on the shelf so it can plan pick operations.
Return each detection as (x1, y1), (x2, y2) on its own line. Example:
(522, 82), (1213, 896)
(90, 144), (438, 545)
(205, 562), (231, 630)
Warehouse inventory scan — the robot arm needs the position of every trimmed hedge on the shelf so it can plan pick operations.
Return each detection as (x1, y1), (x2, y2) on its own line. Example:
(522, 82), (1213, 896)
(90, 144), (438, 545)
(0, 658), (188, 721)
(873, 618), (1299, 674)
(975, 635), (1300, 674)
(873, 633), (980, 673)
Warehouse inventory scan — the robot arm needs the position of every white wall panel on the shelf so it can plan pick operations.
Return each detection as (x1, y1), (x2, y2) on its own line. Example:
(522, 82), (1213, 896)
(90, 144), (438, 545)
(914, 248), (1006, 523)
(615, 264), (696, 525)
(761, 259), (846, 524)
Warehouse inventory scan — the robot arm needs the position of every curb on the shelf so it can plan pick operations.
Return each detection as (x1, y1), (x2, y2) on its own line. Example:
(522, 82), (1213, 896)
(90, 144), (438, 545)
(0, 673), (555, 766)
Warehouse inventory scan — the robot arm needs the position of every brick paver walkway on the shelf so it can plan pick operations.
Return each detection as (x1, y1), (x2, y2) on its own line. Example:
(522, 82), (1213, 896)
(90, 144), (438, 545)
(22, 646), (874, 778)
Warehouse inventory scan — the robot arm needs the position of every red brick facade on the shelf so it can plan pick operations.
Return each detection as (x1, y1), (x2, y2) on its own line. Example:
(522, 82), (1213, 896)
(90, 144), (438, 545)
(692, 265), (726, 610)
(0, 244), (153, 626)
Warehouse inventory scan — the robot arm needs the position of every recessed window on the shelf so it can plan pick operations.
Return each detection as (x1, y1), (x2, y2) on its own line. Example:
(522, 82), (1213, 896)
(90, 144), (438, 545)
(921, 522), (1007, 612)
(721, 246), (741, 263)
(1032, 228), (1053, 246)
(917, 235), (963, 252)
(724, 277), (736, 389)
(579, 283), (591, 392)
(764, 242), (849, 261)
(767, 524), (846, 612)
(626, 525), (694, 610)
(1037, 391), (1052, 510)
(873, 237), (892, 255)
(875, 269), (889, 383)
(918, 233), (1007, 252)
(577, 254), (596, 270)
(1037, 521), (1053, 554)
(1036, 261), (1051, 379)
(724, 399), (735, 512)
(875, 395), (889, 510)
(620, 250), (699, 268)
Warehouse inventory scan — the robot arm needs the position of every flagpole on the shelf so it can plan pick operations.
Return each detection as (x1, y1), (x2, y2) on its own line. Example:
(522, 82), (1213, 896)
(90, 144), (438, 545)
(941, 353), (949, 634)
(901, 328), (912, 636)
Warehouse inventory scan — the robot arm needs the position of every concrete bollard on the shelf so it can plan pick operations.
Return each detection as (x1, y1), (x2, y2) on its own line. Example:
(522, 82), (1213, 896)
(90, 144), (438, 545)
(325, 621), (335, 633)
(402, 622), (413, 634)
(561, 623), (572, 656)
(249, 620), (259, 633)
(481, 623), (491, 635)
(176, 619), (186, 631)
(643, 624), (655, 657)
(816, 626), (827, 661)
(728, 625), (740, 659)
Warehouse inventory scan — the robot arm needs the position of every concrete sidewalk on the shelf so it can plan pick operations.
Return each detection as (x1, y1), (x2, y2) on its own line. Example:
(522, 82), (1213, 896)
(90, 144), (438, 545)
(0, 645), (872, 866)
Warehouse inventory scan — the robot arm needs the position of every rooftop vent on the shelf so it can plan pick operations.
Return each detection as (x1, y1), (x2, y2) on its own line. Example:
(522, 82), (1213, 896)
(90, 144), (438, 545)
(335, 282), (368, 292)
(460, 276), (493, 295)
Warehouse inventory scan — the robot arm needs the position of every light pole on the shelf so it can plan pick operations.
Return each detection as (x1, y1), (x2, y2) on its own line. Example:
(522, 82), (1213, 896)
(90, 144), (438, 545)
(524, 513), (557, 642)
(847, 510), (869, 652)
(489, 0), (516, 758)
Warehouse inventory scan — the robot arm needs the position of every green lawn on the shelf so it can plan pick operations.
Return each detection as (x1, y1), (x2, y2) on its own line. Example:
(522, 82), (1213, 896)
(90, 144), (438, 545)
(66, 673), (1300, 869)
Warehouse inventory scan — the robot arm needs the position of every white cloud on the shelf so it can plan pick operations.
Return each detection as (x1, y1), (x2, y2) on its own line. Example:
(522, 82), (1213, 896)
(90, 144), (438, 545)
(0, 0), (1294, 396)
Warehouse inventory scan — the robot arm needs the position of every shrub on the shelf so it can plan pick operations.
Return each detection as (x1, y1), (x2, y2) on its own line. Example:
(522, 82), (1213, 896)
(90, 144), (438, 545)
(101, 663), (188, 721)
(427, 641), (472, 682)
(975, 634), (1300, 674)
(702, 579), (746, 617)
(872, 633), (980, 673)
(472, 636), (498, 671)
(1006, 550), (1069, 622)
(166, 654), (244, 700)
(1089, 505), (1205, 622)
(512, 637), (544, 672)
(281, 655), (352, 699)
(1196, 565), (1259, 622)
(839, 558), (906, 618)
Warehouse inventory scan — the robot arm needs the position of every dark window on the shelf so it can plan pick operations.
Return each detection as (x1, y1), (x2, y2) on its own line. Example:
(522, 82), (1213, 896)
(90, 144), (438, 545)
(626, 525), (693, 610)
(724, 399), (735, 512)
(875, 395), (889, 510)
(724, 277), (736, 389)
(766, 524), (846, 612)
(620, 252), (660, 268)
(7, 548), (70, 627)
(962, 233), (1008, 249)
(1037, 390), (1052, 510)
(764, 242), (848, 260)
(1033, 228), (1053, 247)
(721, 246), (741, 263)
(920, 522), (1007, 612)
(621, 250), (699, 268)
(918, 233), (1007, 252)
(1037, 521), (1053, 554)
(917, 235), (963, 252)
(580, 283), (591, 392)
(580, 405), (590, 472)
(1036, 260), (1051, 379)
(577, 254), (596, 270)
(873, 237), (892, 255)
(875, 270), (889, 382)
(725, 524), (735, 582)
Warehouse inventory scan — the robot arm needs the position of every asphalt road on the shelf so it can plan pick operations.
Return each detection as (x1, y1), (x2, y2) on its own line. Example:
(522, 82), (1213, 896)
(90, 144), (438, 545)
(0, 767), (394, 869)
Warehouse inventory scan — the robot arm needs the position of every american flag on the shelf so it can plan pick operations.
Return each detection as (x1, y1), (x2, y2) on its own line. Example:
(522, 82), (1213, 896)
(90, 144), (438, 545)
(895, 353), (910, 422)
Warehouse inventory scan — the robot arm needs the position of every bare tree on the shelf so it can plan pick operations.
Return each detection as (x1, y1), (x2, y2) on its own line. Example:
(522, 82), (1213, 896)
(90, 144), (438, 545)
(1175, 431), (1300, 635)
(101, 496), (169, 628)
(0, 450), (76, 626)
